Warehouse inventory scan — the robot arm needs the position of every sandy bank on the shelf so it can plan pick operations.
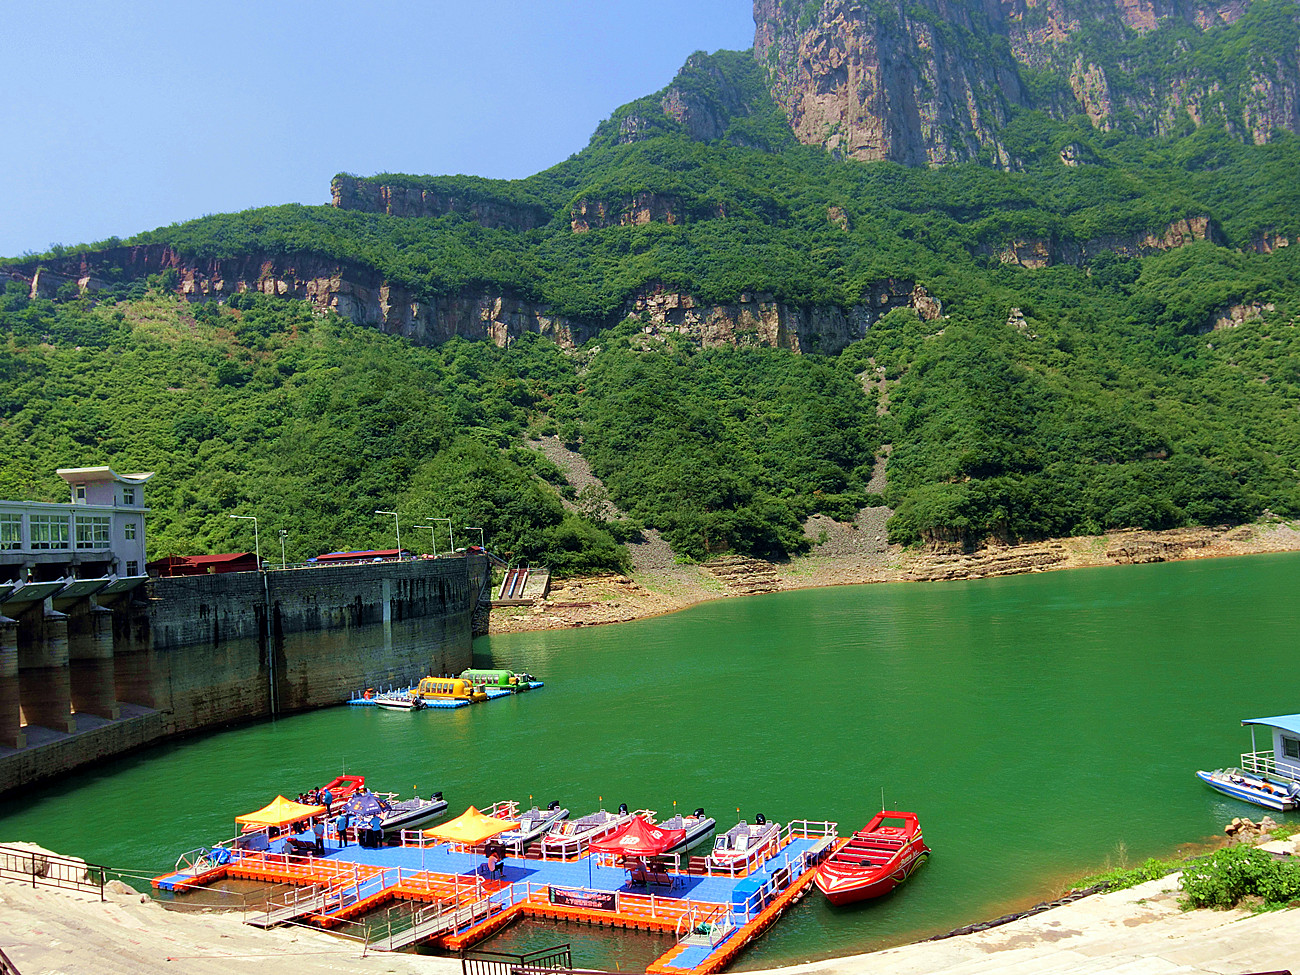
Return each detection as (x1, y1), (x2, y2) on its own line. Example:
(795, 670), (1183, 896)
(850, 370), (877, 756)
(487, 520), (1300, 635)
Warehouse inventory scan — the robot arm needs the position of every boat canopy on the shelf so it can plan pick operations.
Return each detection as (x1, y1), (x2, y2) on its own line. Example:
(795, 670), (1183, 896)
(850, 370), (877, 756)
(423, 805), (520, 844)
(1242, 715), (1300, 736)
(235, 795), (327, 828)
(588, 816), (686, 856)
(343, 793), (390, 817)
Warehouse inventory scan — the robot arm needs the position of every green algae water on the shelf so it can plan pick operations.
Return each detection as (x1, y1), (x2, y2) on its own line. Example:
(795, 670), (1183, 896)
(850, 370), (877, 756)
(1, 553), (1298, 969)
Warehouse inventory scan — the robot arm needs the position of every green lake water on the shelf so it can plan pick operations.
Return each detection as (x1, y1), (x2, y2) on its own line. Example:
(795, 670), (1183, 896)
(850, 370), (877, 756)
(1, 553), (1297, 969)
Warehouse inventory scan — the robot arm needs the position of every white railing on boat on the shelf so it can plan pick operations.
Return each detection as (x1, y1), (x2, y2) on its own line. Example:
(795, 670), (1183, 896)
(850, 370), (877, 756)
(1241, 750), (1300, 783)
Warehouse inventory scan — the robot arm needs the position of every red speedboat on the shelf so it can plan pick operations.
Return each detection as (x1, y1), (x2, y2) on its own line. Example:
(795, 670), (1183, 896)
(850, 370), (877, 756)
(814, 810), (930, 905)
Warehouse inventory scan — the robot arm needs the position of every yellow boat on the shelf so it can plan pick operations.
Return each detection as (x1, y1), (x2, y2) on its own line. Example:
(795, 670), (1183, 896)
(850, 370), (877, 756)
(414, 676), (486, 705)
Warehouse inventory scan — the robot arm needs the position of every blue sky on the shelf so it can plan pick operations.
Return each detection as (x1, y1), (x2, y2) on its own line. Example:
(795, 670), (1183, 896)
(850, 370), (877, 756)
(0, 1), (756, 258)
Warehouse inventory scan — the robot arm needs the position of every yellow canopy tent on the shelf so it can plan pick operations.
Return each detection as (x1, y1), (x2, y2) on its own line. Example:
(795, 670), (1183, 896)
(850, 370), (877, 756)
(422, 805), (519, 845)
(235, 795), (328, 829)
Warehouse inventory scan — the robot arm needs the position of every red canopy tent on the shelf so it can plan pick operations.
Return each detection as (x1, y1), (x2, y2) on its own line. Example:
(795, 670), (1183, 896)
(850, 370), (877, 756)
(588, 816), (685, 856)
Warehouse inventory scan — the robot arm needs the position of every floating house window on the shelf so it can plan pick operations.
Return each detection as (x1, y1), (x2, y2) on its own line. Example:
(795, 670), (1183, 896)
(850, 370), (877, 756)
(124, 522), (137, 540)
(122, 487), (136, 506)
(126, 561), (139, 576)
(30, 514), (70, 550)
(75, 516), (111, 549)
(0, 513), (21, 550)
(1285, 737), (1300, 760)
(74, 484), (86, 502)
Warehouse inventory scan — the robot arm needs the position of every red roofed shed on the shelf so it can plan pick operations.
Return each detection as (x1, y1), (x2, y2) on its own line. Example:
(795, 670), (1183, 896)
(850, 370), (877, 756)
(147, 553), (260, 577)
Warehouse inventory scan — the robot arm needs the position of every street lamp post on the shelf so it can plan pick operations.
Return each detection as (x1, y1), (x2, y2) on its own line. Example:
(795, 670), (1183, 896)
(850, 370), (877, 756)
(413, 525), (440, 558)
(230, 512), (276, 716)
(464, 526), (485, 550)
(279, 530), (287, 570)
(434, 518), (454, 555)
(229, 514), (261, 570)
(375, 510), (401, 559)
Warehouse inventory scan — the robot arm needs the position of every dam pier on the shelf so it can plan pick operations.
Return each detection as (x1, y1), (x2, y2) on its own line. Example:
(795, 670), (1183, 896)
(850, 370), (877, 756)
(0, 467), (488, 795)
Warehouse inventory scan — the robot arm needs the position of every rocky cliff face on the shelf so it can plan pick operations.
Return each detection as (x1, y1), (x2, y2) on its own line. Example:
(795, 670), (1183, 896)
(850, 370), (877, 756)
(331, 176), (549, 231)
(5, 248), (940, 356)
(989, 215), (1224, 267)
(755, 0), (1026, 166)
(754, 0), (1300, 162)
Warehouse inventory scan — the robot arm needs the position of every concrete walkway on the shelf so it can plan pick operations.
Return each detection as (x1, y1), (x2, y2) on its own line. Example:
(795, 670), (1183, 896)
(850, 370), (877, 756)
(764, 874), (1299, 975)
(2, 857), (1299, 974)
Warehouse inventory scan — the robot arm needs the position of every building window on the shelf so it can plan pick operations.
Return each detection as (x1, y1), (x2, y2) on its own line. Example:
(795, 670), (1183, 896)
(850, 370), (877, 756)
(0, 513), (21, 550)
(124, 521), (137, 541)
(126, 561), (139, 576)
(29, 514), (70, 550)
(74, 484), (86, 502)
(1285, 737), (1300, 760)
(122, 487), (136, 506)
(76, 516), (111, 550)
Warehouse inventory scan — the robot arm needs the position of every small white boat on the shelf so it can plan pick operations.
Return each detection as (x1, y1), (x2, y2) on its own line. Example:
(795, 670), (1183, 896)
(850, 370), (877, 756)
(707, 814), (781, 868)
(540, 804), (636, 855)
(656, 807), (716, 854)
(372, 695), (425, 712)
(498, 801), (569, 851)
(1197, 768), (1300, 811)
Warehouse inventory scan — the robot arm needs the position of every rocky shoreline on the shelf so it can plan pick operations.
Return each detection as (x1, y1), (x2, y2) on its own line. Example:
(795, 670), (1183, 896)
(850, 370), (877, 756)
(486, 519), (1300, 635)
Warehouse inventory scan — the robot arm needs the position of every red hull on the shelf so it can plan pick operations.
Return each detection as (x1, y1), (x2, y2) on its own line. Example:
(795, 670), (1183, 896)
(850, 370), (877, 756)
(815, 810), (930, 906)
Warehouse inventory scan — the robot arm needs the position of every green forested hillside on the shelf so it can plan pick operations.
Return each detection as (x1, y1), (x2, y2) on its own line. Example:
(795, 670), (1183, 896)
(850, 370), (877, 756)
(5, 31), (1300, 565)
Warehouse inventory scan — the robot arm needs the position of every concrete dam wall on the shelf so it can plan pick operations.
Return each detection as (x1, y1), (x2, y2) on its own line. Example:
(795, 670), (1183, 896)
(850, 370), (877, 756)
(0, 555), (487, 795)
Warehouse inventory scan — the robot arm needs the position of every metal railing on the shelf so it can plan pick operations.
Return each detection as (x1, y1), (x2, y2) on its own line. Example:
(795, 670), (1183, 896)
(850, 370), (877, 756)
(463, 944), (572, 975)
(0, 845), (106, 901)
(1242, 750), (1300, 782)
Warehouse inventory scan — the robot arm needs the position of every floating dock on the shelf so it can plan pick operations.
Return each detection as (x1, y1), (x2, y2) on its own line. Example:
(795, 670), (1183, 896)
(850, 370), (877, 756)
(153, 820), (835, 974)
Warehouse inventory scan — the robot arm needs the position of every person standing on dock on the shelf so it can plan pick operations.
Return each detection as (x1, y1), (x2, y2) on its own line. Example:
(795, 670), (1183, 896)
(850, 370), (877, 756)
(335, 811), (350, 848)
(313, 818), (325, 855)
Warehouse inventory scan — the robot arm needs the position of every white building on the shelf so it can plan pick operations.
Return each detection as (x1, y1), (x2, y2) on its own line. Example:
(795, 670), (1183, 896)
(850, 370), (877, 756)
(0, 467), (152, 581)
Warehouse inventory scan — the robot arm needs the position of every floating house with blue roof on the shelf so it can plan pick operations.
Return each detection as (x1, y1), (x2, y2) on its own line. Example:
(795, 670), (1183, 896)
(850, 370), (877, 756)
(1241, 714), (1300, 782)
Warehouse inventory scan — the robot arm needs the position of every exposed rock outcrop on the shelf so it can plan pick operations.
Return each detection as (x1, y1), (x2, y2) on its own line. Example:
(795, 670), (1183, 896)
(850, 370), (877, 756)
(1206, 300), (1275, 331)
(661, 52), (760, 142)
(570, 193), (692, 233)
(626, 280), (941, 353)
(990, 216), (1223, 268)
(331, 176), (549, 232)
(754, 0), (1026, 165)
(754, 0), (1300, 163)
(6, 248), (941, 357)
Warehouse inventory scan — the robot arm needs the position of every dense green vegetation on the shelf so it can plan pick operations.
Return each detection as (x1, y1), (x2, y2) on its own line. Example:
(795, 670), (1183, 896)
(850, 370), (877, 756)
(5, 17), (1300, 564)
(1080, 841), (1300, 911)
(1180, 844), (1300, 909)
(0, 287), (626, 573)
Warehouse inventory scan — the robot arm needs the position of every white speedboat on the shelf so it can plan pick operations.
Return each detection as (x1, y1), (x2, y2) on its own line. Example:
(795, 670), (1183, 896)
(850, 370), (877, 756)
(373, 694), (425, 712)
(381, 791), (449, 832)
(498, 801), (569, 851)
(540, 803), (635, 856)
(707, 814), (781, 868)
(1197, 768), (1300, 811)
(656, 807), (716, 854)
